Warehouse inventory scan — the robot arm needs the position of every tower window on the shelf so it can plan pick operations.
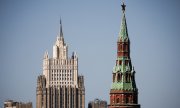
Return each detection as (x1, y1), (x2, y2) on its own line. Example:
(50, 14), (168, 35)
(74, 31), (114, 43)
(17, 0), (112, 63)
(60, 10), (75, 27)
(117, 74), (121, 82)
(119, 60), (122, 65)
(121, 45), (123, 51)
(125, 44), (128, 51)
(125, 73), (128, 82)
(117, 98), (119, 103)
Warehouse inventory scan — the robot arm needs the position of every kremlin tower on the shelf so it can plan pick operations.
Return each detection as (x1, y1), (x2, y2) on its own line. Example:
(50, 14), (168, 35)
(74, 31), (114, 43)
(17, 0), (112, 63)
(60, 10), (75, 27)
(108, 2), (141, 108)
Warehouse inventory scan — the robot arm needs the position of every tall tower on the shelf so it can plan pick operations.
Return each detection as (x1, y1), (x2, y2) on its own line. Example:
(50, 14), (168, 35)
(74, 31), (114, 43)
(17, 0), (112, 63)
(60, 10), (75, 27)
(36, 20), (85, 108)
(108, 2), (140, 108)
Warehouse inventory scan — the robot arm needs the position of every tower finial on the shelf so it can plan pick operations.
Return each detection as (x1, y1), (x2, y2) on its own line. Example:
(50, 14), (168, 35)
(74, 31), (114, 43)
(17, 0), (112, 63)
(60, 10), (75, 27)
(60, 18), (63, 37)
(121, 0), (126, 12)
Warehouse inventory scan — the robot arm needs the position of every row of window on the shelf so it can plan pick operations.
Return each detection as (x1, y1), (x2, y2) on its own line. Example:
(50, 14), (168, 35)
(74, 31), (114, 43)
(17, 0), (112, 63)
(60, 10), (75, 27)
(118, 44), (129, 51)
(51, 77), (72, 80)
(113, 73), (133, 83)
(51, 69), (72, 73)
(110, 95), (134, 104)
(52, 73), (72, 77)
(51, 82), (73, 85)
(50, 59), (75, 65)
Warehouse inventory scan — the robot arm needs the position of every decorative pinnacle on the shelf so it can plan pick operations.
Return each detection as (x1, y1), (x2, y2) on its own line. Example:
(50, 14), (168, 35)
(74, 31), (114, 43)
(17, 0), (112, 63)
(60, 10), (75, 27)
(121, 1), (126, 12)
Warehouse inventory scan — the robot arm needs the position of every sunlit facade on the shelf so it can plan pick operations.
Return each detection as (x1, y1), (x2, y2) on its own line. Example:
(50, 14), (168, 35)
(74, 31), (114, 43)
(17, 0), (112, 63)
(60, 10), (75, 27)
(36, 20), (85, 108)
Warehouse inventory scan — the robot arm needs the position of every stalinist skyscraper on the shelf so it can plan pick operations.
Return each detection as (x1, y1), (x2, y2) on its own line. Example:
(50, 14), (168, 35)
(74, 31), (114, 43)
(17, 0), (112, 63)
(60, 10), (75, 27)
(36, 20), (85, 108)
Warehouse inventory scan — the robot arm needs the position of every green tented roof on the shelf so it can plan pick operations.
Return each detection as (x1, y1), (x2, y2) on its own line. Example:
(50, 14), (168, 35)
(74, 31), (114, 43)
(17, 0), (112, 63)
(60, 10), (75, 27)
(118, 12), (129, 42)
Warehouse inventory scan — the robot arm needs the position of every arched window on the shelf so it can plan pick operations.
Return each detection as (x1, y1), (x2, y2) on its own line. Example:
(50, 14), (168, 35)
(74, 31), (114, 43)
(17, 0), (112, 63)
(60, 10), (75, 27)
(129, 95), (133, 103)
(120, 44), (123, 51)
(126, 96), (129, 103)
(127, 73), (130, 82)
(119, 60), (122, 65)
(117, 74), (121, 82)
(117, 98), (119, 103)
(125, 73), (128, 82)
(125, 44), (128, 51)
(131, 74), (134, 82)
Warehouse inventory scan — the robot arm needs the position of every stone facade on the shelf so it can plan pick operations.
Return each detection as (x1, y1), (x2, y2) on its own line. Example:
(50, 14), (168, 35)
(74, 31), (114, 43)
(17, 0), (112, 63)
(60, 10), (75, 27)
(4, 100), (32, 108)
(36, 20), (85, 108)
(108, 2), (140, 108)
(88, 99), (107, 108)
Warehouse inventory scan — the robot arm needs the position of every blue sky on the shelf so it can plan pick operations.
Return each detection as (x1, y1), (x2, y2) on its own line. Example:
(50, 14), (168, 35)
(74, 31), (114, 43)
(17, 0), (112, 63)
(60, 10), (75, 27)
(0, 0), (180, 108)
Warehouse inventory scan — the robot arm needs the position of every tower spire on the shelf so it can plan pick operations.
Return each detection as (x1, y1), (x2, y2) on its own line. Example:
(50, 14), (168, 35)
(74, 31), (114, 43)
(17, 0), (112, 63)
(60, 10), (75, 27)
(109, 1), (140, 107)
(60, 18), (63, 37)
(118, 1), (128, 42)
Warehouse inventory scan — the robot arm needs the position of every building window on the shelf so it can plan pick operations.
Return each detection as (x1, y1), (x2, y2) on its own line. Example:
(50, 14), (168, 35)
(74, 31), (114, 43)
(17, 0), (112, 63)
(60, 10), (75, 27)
(126, 73), (129, 82)
(117, 98), (119, 103)
(117, 74), (121, 82)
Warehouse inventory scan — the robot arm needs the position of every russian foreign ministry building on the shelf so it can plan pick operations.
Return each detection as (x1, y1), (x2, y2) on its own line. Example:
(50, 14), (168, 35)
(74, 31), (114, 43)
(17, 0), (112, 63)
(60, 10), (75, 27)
(36, 20), (85, 108)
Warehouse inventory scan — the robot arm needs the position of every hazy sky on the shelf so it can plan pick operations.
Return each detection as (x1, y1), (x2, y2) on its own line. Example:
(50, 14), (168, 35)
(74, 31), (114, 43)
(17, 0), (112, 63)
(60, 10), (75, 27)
(0, 0), (180, 108)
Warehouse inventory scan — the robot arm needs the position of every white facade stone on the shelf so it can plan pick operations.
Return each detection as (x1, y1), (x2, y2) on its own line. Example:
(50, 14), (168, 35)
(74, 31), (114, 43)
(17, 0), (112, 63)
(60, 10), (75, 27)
(43, 35), (78, 88)
(37, 21), (85, 108)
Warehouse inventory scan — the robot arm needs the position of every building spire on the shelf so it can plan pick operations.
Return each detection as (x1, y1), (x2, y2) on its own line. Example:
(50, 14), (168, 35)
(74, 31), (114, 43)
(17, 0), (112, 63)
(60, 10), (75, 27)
(60, 18), (63, 37)
(118, 1), (128, 42)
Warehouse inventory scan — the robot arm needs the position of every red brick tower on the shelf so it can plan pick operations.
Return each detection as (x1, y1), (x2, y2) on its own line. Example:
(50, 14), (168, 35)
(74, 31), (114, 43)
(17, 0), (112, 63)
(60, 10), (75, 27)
(108, 2), (140, 108)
